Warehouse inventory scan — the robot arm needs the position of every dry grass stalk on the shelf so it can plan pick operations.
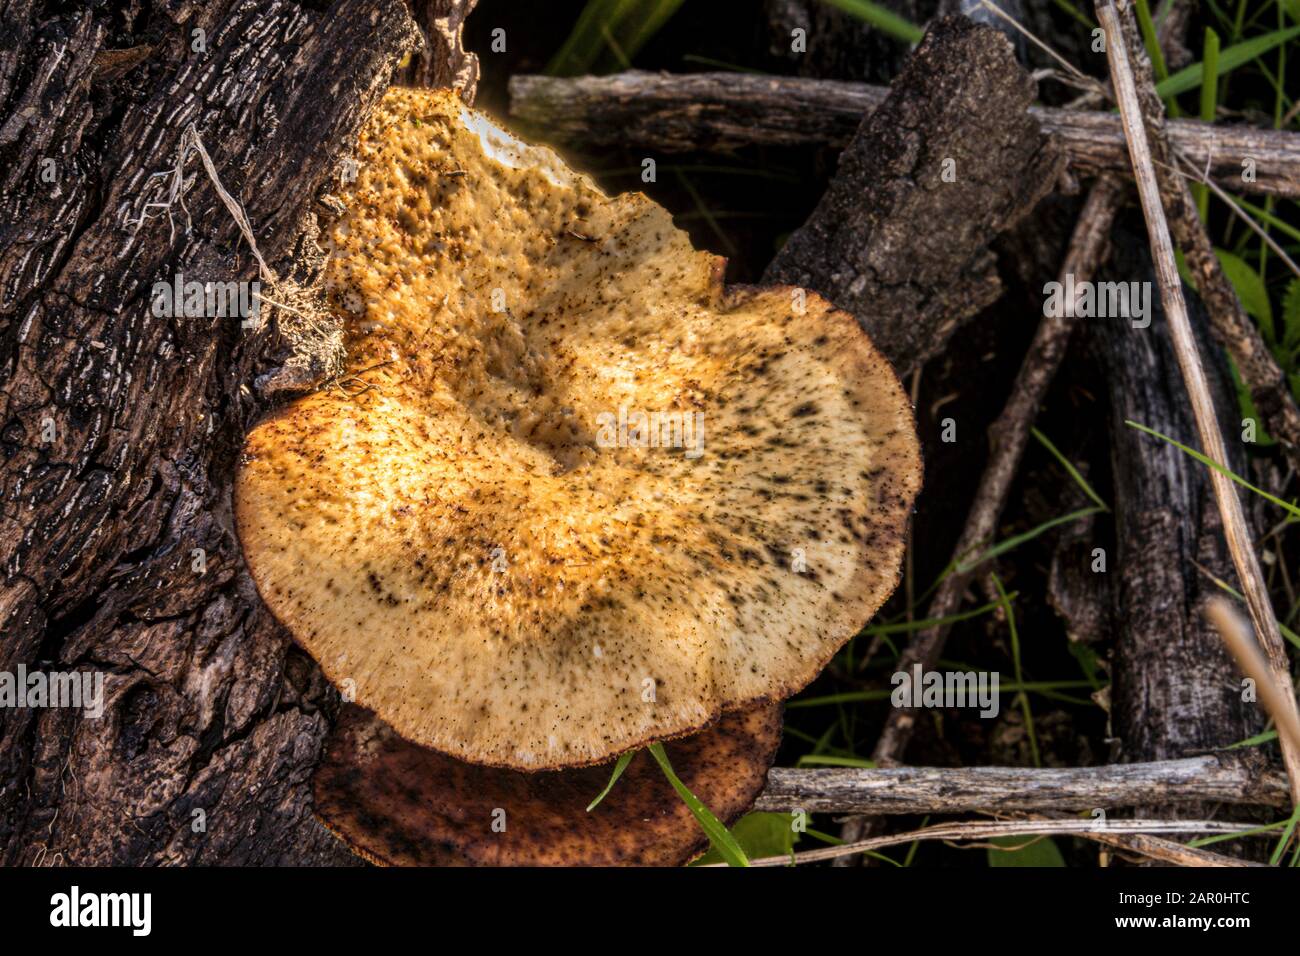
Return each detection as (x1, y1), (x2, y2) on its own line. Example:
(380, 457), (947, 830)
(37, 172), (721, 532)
(722, 818), (1263, 867)
(1206, 599), (1300, 762)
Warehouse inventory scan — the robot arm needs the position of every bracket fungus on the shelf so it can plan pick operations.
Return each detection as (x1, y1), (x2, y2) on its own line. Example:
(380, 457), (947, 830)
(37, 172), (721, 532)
(236, 88), (920, 779)
(315, 701), (782, 866)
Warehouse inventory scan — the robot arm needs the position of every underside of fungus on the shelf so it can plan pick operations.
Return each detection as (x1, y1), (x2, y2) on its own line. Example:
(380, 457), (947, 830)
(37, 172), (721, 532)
(235, 87), (921, 771)
(314, 701), (782, 866)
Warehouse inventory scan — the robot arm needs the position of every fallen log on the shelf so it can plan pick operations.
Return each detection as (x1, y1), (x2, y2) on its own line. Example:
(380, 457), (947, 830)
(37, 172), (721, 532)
(508, 70), (1300, 198)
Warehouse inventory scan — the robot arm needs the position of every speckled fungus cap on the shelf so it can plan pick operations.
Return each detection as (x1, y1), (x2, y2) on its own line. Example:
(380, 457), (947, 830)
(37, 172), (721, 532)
(314, 701), (782, 866)
(235, 87), (921, 770)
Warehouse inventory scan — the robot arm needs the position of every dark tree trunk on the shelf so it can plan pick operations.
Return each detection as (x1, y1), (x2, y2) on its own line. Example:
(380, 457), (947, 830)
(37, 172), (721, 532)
(0, 0), (424, 866)
(1091, 236), (1269, 835)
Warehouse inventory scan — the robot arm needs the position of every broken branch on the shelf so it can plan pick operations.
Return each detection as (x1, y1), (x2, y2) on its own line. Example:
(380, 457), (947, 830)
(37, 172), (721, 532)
(755, 753), (1290, 814)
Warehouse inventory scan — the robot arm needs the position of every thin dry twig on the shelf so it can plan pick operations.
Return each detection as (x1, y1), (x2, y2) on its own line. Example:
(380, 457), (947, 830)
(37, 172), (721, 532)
(1090, 831), (1267, 867)
(757, 753), (1290, 815)
(718, 818), (1263, 867)
(975, 0), (1104, 95)
(1164, 153), (1300, 282)
(1098, 0), (1300, 803)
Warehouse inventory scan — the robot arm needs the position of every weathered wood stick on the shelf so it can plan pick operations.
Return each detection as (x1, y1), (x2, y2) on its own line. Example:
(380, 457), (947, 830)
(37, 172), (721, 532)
(755, 753), (1290, 814)
(508, 71), (1300, 198)
(1099, 0), (1300, 803)
(1094, 238), (1265, 829)
(399, 0), (480, 98)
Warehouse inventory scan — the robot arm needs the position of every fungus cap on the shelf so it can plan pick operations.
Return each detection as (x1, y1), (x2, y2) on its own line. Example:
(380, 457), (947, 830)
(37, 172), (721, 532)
(314, 701), (781, 866)
(235, 87), (921, 770)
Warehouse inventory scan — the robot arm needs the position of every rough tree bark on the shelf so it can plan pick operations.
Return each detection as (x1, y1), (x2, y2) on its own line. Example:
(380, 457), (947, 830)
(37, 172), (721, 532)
(760, 17), (1062, 375)
(399, 0), (480, 100)
(0, 0), (427, 866)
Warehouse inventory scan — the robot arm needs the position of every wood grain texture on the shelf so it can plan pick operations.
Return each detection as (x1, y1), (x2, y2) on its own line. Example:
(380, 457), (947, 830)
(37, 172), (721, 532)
(1093, 240), (1264, 780)
(400, 0), (480, 99)
(755, 753), (1288, 814)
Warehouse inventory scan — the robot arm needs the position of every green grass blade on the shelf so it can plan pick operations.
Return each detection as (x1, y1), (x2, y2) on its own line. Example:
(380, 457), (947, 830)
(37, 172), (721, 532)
(1156, 25), (1300, 98)
(788, 690), (893, 707)
(586, 750), (636, 811)
(1233, 195), (1300, 245)
(547, 0), (634, 75)
(546, 0), (685, 76)
(789, 679), (1096, 708)
(1125, 419), (1300, 519)
(817, 0), (924, 44)
(648, 743), (750, 866)
(1187, 818), (1289, 847)
(680, 54), (770, 74)
(1031, 427), (1110, 510)
(1134, 0), (1171, 81)
(1052, 0), (1094, 28)
(795, 754), (877, 768)
(1226, 728), (1279, 749)
(955, 506), (1104, 574)
(903, 817), (928, 867)
(617, 0), (686, 67)
(1269, 804), (1300, 865)
(860, 596), (1016, 637)
(993, 574), (1040, 767)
